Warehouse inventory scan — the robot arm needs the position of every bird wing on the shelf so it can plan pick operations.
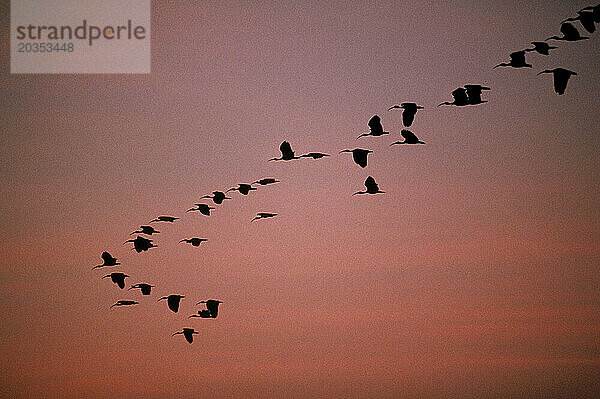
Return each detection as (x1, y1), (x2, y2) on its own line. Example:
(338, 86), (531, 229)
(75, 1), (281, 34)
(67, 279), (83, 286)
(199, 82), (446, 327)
(280, 141), (294, 158)
(101, 251), (112, 263)
(560, 22), (579, 37)
(206, 300), (220, 318)
(553, 69), (574, 95)
(451, 88), (468, 103)
(365, 176), (379, 191)
(509, 51), (525, 64)
(368, 115), (383, 133)
(401, 129), (419, 142)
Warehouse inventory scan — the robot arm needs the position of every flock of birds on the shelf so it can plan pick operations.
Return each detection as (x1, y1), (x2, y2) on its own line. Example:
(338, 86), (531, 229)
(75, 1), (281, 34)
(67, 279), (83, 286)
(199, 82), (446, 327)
(91, 4), (598, 343)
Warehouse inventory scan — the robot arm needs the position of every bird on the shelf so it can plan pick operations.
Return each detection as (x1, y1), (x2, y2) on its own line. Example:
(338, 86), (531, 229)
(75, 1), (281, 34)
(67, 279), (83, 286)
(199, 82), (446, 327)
(562, 10), (596, 33)
(251, 212), (277, 222)
(201, 191), (231, 204)
(150, 216), (179, 223)
(172, 328), (198, 344)
(186, 203), (215, 216)
(390, 130), (425, 145)
(129, 283), (155, 295)
(252, 178), (279, 186)
(388, 102), (424, 127)
(300, 152), (330, 159)
(493, 51), (532, 69)
(196, 299), (222, 318)
(524, 41), (557, 55)
(92, 251), (120, 270)
(353, 176), (385, 195)
(357, 115), (389, 139)
(179, 238), (208, 247)
(103, 272), (129, 289)
(110, 300), (139, 309)
(189, 310), (213, 318)
(130, 225), (159, 235)
(339, 148), (372, 168)
(546, 23), (589, 41)
(124, 236), (156, 253)
(464, 85), (491, 105)
(227, 183), (257, 195)
(158, 295), (185, 313)
(537, 68), (578, 95)
(269, 141), (300, 161)
(579, 4), (600, 23)
(438, 88), (470, 107)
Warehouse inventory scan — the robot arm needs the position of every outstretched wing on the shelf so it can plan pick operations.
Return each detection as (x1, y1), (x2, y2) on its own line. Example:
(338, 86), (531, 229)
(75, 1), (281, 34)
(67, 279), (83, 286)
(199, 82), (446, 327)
(280, 141), (294, 158)
(368, 115), (383, 134)
(401, 129), (419, 142)
(365, 176), (379, 192)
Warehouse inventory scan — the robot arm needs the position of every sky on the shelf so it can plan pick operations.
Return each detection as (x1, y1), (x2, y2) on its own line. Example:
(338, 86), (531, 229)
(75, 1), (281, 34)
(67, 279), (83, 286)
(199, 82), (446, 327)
(1, 1), (599, 398)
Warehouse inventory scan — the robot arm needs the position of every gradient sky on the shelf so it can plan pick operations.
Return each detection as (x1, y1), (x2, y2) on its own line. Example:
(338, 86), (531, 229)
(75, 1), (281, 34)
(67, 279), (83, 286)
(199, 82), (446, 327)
(1, 1), (599, 398)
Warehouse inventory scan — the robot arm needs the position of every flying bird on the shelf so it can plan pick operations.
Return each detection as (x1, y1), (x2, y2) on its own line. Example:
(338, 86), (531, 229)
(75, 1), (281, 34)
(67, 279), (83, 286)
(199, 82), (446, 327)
(179, 238), (208, 247)
(196, 299), (223, 318)
(92, 251), (120, 270)
(537, 68), (578, 95)
(464, 85), (491, 105)
(189, 310), (213, 318)
(353, 176), (385, 196)
(388, 102), (424, 127)
(562, 10), (596, 33)
(493, 51), (532, 69)
(438, 88), (470, 107)
(110, 300), (139, 309)
(300, 152), (330, 159)
(186, 203), (215, 216)
(103, 272), (129, 289)
(357, 115), (389, 139)
(172, 328), (198, 344)
(252, 178), (279, 186)
(227, 183), (257, 195)
(201, 191), (231, 204)
(546, 23), (589, 41)
(390, 130), (425, 145)
(129, 283), (155, 295)
(579, 4), (600, 23)
(124, 236), (156, 253)
(158, 295), (185, 313)
(251, 212), (277, 222)
(339, 148), (372, 168)
(130, 225), (159, 235)
(269, 141), (300, 161)
(150, 216), (179, 223)
(524, 41), (557, 55)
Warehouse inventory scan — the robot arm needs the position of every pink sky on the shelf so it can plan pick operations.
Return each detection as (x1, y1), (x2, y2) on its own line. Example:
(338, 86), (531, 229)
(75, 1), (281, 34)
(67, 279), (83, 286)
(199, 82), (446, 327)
(1, 1), (599, 398)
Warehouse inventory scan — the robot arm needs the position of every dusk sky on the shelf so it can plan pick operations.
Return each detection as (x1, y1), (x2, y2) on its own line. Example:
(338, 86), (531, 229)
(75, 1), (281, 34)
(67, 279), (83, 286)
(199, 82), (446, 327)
(1, 1), (599, 398)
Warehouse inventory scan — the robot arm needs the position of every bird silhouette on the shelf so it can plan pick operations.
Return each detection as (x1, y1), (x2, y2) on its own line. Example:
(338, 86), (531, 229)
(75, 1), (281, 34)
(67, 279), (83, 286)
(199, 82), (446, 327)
(269, 141), (300, 161)
(252, 178), (279, 186)
(92, 251), (120, 270)
(357, 115), (389, 139)
(150, 216), (179, 223)
(537, 68), (578, 95)
(339, 148), (373, 168)
(227, 183), (257, 195)
(388, 103), (424, 127)
(172, 328), (198, 343)
(390, 130), (425, 145)
(201, 191), (231, 204)
(158, 295), (185, 313)
(562, 10), (596, 33)
(103, 272), (129, 289)
(189, 310), (213, 318)
(464, 85), (491, 105)
(300, 152), (330, 159)
(524, 41), (557, 55)
(179, 238), (208, 247)
(579, 4), (600, 23)
(110, 300), (139, 309)
(546, 22), (589, 41)
(186, 203), (215, 216)
(130, 225), (159, 235)
(129, 283), (155, 295)
(124, 236), (156, 253)
(353, 176), (385, 195)
(438, 88), (470, 107)
(196, 299), (222, 318)
(493, 51), (532, 69)
(251, 212), (277, 222)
